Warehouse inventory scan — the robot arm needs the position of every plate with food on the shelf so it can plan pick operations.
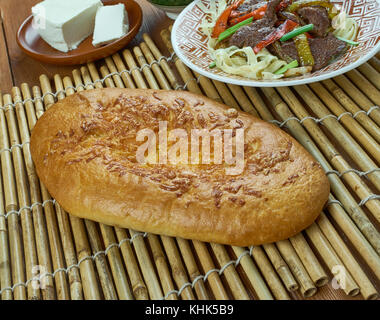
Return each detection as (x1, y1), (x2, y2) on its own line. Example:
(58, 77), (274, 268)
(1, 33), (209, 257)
(171, 0), (380, 87)
(17, 0), (142, 65)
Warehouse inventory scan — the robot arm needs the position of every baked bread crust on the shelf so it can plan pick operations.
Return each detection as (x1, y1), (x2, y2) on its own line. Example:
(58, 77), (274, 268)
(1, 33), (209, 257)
(30, 88), (330, 246)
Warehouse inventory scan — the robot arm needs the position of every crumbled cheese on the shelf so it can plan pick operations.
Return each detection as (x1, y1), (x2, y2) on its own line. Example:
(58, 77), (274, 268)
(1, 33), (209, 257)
(32, 0), (103, 53)
(92, 4), (129, 47)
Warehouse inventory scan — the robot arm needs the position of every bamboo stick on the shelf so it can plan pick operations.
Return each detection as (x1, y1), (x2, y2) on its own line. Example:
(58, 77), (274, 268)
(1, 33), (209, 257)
(161, 236), (196, 300)
(99, 224), (134, 300)
(357, 63), (380, 90)
(69, 215), (102, 299)
(289, 233), (328, 287)
(84, 220), (118, 300)
(210, 243), (250, 300)
(232, 246), (273, 300)
(133, 46), (160, 90)
(333, 75), (380, 126)
(250, 246), (290, 300)
(211, 80), (240, 109)
(0, 94), (12, 301)
(32, 86), (45, 119)
(309, 82), (380, 162)
(243, 87), (275, 121)
(0, 172), (12, 301)
(128, 229), (163, 299)
(292, 85), (380, 190)
(271, 86), (380, 250)
(139, 42), (171, 90)
(227, 84), (259, 117)
(40, 75), (101, 300)
(114, 228), (149, 300)
(108, 53), (136, 88)
(176, 238), (210, 300)
(143, 33), (182, 90)
(276, 240), (317, 298)
(3, 93), (40, 300)
(192, 240), (229, 300)
(160, 29), (203, 95)
(262, 243), (298, 292)
(147, 234), (178, 300)
(0, 93), (20, 301)
(11, 87), (56, 300)
(86, 63), (104, 89)
(321, 79), (380, 144)
(104, 57), (126, 89)
(345, 69), (380, 105)
(305, 223), (360, 296)
(368, 57), (380, 73)
(122, 49), (148, 89)
(34, 79), (84, 300)
(193, 71), (224, 104)
(80, 66), (95, 90)
(316, 213), (379, 300)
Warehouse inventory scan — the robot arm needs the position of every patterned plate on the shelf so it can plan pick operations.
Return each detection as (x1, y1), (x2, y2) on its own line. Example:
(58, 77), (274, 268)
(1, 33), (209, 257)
(172, 0), (380, 87)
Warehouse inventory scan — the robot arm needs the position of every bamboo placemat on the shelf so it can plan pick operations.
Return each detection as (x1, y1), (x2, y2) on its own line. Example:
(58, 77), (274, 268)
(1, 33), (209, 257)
(0, 28), (379, 300)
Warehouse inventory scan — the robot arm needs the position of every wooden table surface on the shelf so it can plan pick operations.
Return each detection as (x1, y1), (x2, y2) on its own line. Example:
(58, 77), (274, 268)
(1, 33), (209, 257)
(0, 0), (367, 300)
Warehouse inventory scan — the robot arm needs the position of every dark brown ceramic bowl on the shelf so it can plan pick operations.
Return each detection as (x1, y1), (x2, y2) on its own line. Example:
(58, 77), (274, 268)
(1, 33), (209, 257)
(16, 0), (142, 65)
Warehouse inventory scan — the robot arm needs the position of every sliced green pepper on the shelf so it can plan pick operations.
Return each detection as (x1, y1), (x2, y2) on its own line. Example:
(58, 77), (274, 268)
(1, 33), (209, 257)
(294, 34), (314, 67)
(218, 17), (254, 42)
(274, 60), (299, 74)
(280, 24), (314, 42)
(335, 36), (359, 46)
(286, 0), (337, 19)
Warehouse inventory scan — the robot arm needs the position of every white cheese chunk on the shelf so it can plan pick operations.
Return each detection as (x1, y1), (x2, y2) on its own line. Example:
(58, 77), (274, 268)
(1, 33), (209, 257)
(92, 4), (129, 47)
(32, 0), (103, 53)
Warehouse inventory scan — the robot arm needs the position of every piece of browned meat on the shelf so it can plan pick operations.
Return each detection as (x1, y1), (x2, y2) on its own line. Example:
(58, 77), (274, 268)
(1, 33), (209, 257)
(269, 33), (347, 70)
(297, 6), (330, 37)
(229, 0), (281, 48)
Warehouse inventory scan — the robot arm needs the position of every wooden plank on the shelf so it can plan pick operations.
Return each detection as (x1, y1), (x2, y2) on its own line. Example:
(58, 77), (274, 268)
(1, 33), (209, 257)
(0, 7), (13, 93)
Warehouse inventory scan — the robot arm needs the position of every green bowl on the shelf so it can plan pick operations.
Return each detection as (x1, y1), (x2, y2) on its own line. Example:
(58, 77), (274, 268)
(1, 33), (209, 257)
(148, 0), (193, 6)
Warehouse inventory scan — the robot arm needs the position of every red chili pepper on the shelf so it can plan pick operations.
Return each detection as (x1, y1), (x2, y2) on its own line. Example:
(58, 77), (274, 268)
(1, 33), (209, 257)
(253, 19), (298, 54)
(230, 9), (248, 19)
(211, 0), (245, 38)
(305, 32), (314, 39)
(229, 5), (267, 26)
